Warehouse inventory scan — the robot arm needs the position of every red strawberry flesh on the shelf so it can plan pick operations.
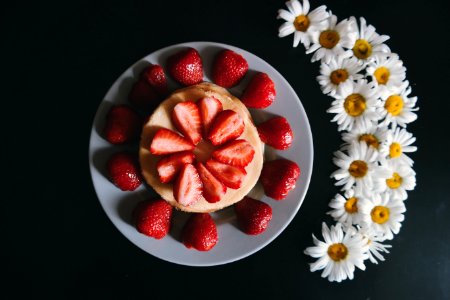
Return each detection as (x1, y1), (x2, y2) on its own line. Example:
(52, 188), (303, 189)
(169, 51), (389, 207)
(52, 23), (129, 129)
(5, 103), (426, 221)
(196, 162), (227, 203)
(171, 101), (202, 145)
(205, 159), (246, 189)
(150, 128), (195, 155)
(207, 110), (244, 146)
(173, 164), (203, 207)
(156, 151), (195, 183)
(197, 96), (223, 138)
(212, 139), (255, 167)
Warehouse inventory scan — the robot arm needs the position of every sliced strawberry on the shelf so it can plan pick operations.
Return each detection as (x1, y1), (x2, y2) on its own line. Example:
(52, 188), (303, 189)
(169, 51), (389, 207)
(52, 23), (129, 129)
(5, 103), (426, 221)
(207, 110), (244, 146)
(156, 151), (195, 183)
(171, 101), (202, 145)
(128, 79), (160, 113)
(235, 197), (272, 235)
(212, 49), (249, 88)
(212, 139), (255, 167)
(150, 128), (195, 155)
(205, 159), (246, 189)
(196, 162), (227, 203)
(107, 152), (142, 191)
(133, 199), (173, 239)
(241, 72), (276, 109)
(182, 213), (218, 251)
(173, 164), (203, 207)
(141, 64), (168, 96)
(103, 105), (142, 145)
(261, 159), (300, 200)
(167, 47), (203, 86)
(257, 116), (293, 150)
(197, 96), (223, 137)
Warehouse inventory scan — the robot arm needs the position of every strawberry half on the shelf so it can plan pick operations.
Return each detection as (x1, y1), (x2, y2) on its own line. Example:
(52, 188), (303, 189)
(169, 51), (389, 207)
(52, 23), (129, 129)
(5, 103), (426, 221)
(173, 164), (203, 207)
(196, 162), (227, 203)
(197, 96), (223, 138)
(241, 72), (276, 109)
(128, 79), (160, 113)
(260, 159), (300, 200)
(107, 152), (142, 191)
(207, 110), (244, 146)
(133, 199), (173, 239)
(150, 128), (195, 155)
(141, 64), (168, 96)
(182, 213), (218, 251)
(171, 101), (202, 145)
(167, 47), (203, 86)
(156, 151), (195, 183)
(257, 116), (293, 150)
(205, 159), (246, 189)
(103, 105), (142, 145)
(234, 197), (272, 235)
(212, 49), (248, 88)
(212, 139), (255, 167)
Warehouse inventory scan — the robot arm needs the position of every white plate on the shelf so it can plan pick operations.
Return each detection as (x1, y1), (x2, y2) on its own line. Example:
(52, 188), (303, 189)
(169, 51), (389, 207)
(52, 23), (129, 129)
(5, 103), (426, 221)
(88, 41), (313, 266)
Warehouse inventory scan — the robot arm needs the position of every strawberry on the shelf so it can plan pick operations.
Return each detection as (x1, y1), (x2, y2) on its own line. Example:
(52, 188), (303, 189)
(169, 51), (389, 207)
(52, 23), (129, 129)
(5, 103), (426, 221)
(167, 47), (203, 86)
(150, 128), (195, 155)
(182, 213), (218, 251)
(260, 159), (300, 200)
(212, 139), (255, 167)
(103, 105), (142, 144)
(207, 110), (244, 146)
(156, 151), (195, 183)
(234, 197), (272, 235)
(107, 152), (142, 191)
(171, 101), (202, 145)
(128, 79), (160, 113)
(196, 162), (227, 203)
(212, 49), (248, 88)
(141, 64), (168, 96)
(133, 199), (173, 239)
(197, 96), (223, 138)
(173, 164), (203, 207)
(257, 116), (293, 150)
(241, 72), (276, 109)
(205, 159), (246, 189)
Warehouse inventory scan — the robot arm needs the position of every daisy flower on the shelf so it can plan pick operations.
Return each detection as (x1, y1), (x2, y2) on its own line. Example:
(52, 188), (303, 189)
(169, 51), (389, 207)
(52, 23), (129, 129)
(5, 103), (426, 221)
(358, 192), (406, 240)
(277, 0), (329, 48)
(327, 185), (364, 225)
(304, 222), (369, 282)
(345, 17), (390, 65)
(331, 141), (390, 191)
(357, 227), (392, 264)
(377, 81), (419, 128)
(374, 159), (416, 200)
(306, 14), (357, 63)
(342, 125), (388, 151)
(379, 127), (417, 166)
(317, 56), (364, 96)
(327, 79), (381, 131)
(366, 54), (407, 98)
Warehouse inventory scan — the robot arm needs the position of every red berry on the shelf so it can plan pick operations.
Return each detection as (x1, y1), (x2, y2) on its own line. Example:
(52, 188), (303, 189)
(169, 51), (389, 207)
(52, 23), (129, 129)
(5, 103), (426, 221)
(196, 162), (227, 203)
(141, 64), (168, 96)
(212, 139), (255, 167)
(182, 213), (218, 251)
(257, 117), (293, 150)
(150, 128), (195, 155)
(212, 49), (248, 88)
(167, 48), (203, 86)
(128, 79), (160, 113)
(261, 159), (300, 200)
(156, 151), (195, 183)
(172, 101), (202, 145)
(107, 152), (142, 191)
(133, 199), (173, 239)
(173, 164), (203, 207)
(235, 197), (272, 235)
(197, 96), (223, 138)
(205, 159), (246, 189)
(103, 105), (142, 145)
(241, 72), (276, 109)
(207, 110), (244, 146)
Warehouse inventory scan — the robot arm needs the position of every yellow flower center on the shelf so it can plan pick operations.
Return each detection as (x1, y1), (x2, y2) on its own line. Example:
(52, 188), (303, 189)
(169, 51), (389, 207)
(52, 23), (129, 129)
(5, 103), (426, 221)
(294, 14), (310, 32)
(348, 160), (368, 178)
(371, 206), (390, 224)
(327, 243), (348, 262)
(386, 172), (403, 189)
(359, 134), (380, 149)
(330, 69), (349, 85)
(374, 67), (390, 85)
(389, 142), (402, 158)
(353, 39), (372, 59)
(344, 93), (366, 117)
(385, 95), (404, 116)
(319, 30), (340, 49)
(344, 197), (358, 213)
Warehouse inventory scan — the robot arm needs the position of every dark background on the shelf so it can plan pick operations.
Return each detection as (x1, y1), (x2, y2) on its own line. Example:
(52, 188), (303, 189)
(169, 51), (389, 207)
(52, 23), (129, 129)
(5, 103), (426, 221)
(3, 0), (450, 299)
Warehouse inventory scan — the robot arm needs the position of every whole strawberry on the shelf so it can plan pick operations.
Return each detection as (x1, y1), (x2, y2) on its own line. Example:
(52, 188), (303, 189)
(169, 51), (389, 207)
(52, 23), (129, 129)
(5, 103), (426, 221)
(257, 116), (293, 150)
(241, 72), (276, 109)
(133, 199), (173, 239)
(182, 213), (218, 251)
(103, 105), (142, 144)
(141, 64), (168, 96)
(128, 79), (160, 113)
(167, 48), (203, 86)
(212, 49), (248, 88)
(235, 197), (272, 235)
(107, 152), (142, 191)
(260, 159), (300, 200)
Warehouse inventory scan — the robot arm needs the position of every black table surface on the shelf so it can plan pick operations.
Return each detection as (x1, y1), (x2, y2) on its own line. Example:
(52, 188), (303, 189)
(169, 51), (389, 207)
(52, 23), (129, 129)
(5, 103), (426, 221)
(3, 0), (450, 299)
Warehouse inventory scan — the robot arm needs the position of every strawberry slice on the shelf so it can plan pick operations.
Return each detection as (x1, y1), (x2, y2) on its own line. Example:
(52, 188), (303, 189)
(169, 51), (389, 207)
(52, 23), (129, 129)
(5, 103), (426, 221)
(173, 164), (203, 207)
(196, 162), (227, 203)
(205, 159), (246, 189)
(141, 64), (168, 96)
(197, 96), (223, 138)
(207, 110), (244, 146)
(150, 128), (195, 155)
(171, 101), (202, 145)
(212, 139), (255, 167)
(156, 151), (195, 183)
